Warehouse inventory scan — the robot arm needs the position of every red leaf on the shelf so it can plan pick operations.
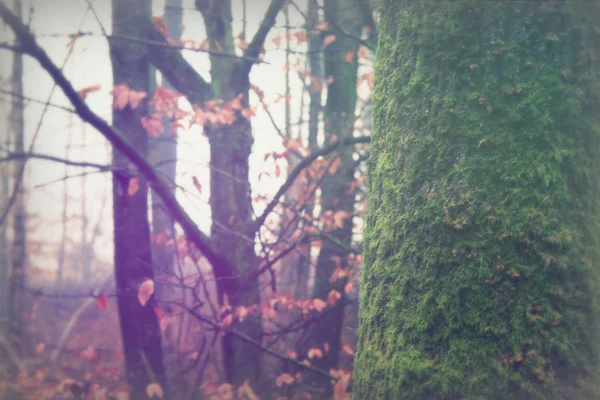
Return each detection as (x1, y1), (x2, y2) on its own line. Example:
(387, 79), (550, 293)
(333, 373), (351, 400)
(128, 178), (140, 196)
(77, 84), (101, 100)
(345, 51), (355, 63)
(96, 293), (108, 311)
(138, 279), (155, 307)
(307, 347), (323, 359)
(315, 21), (331, 31)
(275, 373), (295, 387)
(323, 34), (336, 47)
(152, 16), (169, 40)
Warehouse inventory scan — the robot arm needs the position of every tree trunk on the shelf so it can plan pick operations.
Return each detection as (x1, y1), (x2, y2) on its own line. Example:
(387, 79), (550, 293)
(196, 0), (266, 391)
(354, 2), (600, 399)
(149, 0), (181, 306)
(110, 0), (167, 397)
(8, 0), (25, 356)
(297, 0), (363, 393)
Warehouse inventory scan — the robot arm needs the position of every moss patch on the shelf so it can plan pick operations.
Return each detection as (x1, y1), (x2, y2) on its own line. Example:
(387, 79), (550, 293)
(354, 2), (600, 399)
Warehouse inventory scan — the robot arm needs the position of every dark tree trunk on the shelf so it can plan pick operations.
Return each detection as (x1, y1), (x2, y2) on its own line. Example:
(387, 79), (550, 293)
(355, 2), (600, 399)
(297, 0), (362, 394)
(110, 0), (166, 397)
(8, 0), (25, 357)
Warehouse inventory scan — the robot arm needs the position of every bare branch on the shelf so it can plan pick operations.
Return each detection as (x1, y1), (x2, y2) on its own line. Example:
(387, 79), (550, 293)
(181, 303), (338, 381)
(240, 0), (286, 77)
(251, 135), (370, 232)
(0, 152), (110, 169)
(0, 2), (239, 292)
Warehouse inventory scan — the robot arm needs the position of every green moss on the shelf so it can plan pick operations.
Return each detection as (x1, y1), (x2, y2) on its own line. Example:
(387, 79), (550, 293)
(354, 2), (600, 399)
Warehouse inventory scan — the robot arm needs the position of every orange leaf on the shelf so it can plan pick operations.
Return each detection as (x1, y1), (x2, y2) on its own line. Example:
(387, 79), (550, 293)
(111, 84), (130, 110)
(275, 373), (295, 387)
(198, 38), (209, 51)
(328, 289), (341, 305)
(96, 292), (108, 311)
(153, 16), (169, 39)
(344, 282), (355, 293)
(272, 35), (282, 48)
(307, 347), (323, 359)
(222, 314), (234, 326)
(146, 382), (164, 399)
(342, 345), (355, 356)
(77, 84), (101, 100)
(128, 90), (148, 109)
(345, 51), (355, 63)
(315, 21), (331, 31)
(312, 298), (327, 312)
(323, 35), (336, 47)
(138, 279), (155, 307)
(128, 178), (140, 196)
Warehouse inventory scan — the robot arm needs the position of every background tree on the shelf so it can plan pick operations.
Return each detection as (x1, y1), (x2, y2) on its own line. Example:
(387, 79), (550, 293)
(110, 0), (166, 396)
(355, 2), (600, 399)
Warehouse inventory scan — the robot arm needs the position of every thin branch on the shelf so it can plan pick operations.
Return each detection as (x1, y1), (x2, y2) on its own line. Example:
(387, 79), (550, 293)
(252, 135), (370, 232)
(181, 303), (338, 381)
(0, 89), (76, 113)
(0, 152), (110, 169)
(240, 0), (286, 77)
(0, 3), (240, 293)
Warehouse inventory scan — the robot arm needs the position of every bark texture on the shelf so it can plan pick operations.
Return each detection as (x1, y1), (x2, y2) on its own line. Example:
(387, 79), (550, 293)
(354, 2), (600, 399)
(110, 0), (166, 397)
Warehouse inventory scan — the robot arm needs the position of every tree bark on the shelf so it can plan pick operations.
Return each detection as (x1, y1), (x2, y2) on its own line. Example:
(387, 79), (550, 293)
(110, 0), (166, 397)
(149, 0), (181, 335)
(8, 0), (26, 357)
(296, 0), (363, 394)
(354, 2), (600, 399)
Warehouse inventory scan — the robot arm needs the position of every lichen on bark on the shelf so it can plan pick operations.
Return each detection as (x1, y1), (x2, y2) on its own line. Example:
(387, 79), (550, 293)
(354, 2), (600, 399)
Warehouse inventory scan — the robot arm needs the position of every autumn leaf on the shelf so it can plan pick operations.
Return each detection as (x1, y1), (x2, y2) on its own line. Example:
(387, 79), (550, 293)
(345, 51), (355, 63)
(111, 85), (130, 110)
(198, 38), (209, 51)
(315, 21), (331, 31)
(138, 279), (155, 307)
(77, 84), (101, 100)
(272, 35), (282, 48)
(35, 343), (45, 354)
(312, 298), (327, 312)
(214, 40), (224, 52)
(275, 373), (295, 387)
(342, 345), (355, 356)
(323, 34), (336, 47)
(128, 90), (148, 109)
(127, 178), (140, 196)
(328, 289), (341, 305)
(307, 347), (323, 359)
(294, 31), (307, 44)
(222, 314), (234, 326)
(141, 115), (164, 137)
(96, 292), (108, 311)
(146, 382), (164, 399)
(344, 281), (355, 293)
(153, 16), (169, 39)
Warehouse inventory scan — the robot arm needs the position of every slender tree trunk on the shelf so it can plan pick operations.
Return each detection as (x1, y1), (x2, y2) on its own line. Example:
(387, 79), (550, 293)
(298, 0), (362, 393)
(8, 0), (26, 357)
(355, 2), (600, 399)
(150, 0), (181, 305)
(110, 0), (166, 397)
(196, 0), (265, 391)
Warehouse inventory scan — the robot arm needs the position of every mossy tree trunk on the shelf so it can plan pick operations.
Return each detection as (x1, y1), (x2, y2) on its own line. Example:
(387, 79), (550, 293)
(355, 2), (600, 399)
